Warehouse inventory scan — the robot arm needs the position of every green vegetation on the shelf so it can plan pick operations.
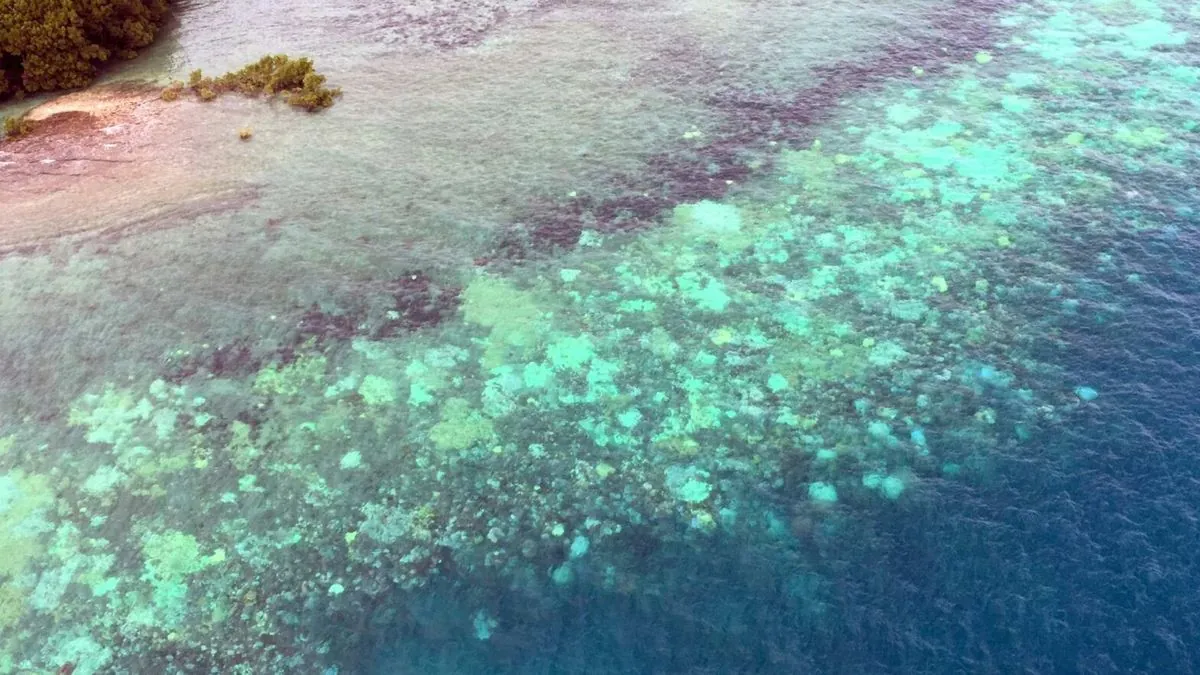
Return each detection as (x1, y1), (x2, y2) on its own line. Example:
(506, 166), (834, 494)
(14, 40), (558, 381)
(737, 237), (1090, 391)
(2, 114), (33, 139)
(0, 7), (339, 113)
(160, 80), (182, 101)
(167, 55), (342, 112)
(0, 0), (170, 100)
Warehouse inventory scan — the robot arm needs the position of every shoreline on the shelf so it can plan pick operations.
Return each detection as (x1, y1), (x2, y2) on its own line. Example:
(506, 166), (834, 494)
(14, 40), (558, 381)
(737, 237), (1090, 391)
(0, 83), (253, 255)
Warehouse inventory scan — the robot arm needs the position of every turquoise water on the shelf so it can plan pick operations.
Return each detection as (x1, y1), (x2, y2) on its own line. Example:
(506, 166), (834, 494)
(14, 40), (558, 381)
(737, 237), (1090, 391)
(2, 0), (1200, 672)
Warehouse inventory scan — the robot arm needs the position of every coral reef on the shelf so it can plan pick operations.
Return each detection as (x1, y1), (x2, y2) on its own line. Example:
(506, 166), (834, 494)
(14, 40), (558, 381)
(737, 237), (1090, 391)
(0, 0), (1194, 670)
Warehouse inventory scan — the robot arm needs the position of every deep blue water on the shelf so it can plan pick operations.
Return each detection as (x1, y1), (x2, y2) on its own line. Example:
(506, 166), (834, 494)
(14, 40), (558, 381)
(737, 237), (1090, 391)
(369, 217), (1200, 675)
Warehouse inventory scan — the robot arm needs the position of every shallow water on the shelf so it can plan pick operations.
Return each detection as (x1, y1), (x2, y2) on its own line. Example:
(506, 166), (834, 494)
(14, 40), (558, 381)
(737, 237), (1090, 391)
(2, 0), (956, 415)
(2, 0), (1199, 672)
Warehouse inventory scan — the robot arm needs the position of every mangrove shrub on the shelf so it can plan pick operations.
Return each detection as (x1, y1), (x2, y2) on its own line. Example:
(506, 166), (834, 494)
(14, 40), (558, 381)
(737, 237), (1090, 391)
(169, 55), (342, 111)
(0, 0), (170, 100)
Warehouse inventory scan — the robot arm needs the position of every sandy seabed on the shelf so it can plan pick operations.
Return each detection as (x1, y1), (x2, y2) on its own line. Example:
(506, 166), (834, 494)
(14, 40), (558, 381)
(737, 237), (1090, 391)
(0, 84), (255, 255)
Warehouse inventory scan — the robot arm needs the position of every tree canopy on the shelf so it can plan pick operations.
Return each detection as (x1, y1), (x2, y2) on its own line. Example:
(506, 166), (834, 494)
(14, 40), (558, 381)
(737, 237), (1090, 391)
(0, 0), (169, 99)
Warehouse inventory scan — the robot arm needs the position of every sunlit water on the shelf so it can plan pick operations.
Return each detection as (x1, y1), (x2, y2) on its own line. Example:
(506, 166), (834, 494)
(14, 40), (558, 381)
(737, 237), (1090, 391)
(1, 0), (1199, 672)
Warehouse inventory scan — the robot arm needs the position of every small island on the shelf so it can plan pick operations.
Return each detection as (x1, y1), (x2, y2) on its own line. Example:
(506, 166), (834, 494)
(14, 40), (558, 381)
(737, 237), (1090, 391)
(0, 1), (342, 252)
(1, 2), (339, 141)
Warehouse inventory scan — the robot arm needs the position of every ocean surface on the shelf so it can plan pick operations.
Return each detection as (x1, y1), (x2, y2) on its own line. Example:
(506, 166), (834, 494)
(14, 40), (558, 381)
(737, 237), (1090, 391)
(1, 0), (1199, 672)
